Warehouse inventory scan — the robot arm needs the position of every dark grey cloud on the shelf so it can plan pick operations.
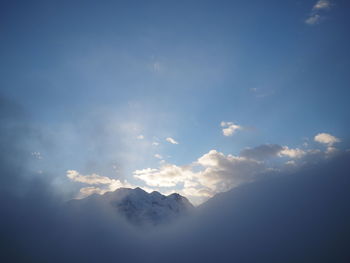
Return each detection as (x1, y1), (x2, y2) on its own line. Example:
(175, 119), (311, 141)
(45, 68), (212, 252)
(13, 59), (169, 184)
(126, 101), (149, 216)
(240, 144), (284, 160)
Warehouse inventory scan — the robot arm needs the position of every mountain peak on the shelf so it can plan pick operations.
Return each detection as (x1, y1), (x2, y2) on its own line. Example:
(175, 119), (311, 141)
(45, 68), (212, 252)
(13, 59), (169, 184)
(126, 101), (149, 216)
(75, 187), (194, 226)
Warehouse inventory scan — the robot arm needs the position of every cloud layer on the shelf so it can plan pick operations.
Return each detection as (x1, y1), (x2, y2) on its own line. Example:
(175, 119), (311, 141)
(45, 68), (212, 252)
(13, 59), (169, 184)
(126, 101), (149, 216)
(67, 131), (342, 204)
(132, 137), (339, 204)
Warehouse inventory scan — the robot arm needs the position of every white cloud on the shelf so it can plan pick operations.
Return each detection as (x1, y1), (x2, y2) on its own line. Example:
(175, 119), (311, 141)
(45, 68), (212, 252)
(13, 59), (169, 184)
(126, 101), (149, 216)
(134, 149), (264, 203)
(313, 0), (331, 10)
(136, 134), (144, 140)
(154, 154), (163, 159)
(166, 137), (179, 144)
(133, 140), (337, 204)
(67, 170), (113, 185)
(66, 170), (133, 198)
(314, 133), (340, 146)
(152, 142), (160, 146)
(196, 150), (264, 190)
(134, 165), (192, 187)
(221, 121), (242, 136)
(305, 14), (321, 25)
(78, 186), (107, 197)
(278, 146), (306, 159)
(306, 0), (332, 25)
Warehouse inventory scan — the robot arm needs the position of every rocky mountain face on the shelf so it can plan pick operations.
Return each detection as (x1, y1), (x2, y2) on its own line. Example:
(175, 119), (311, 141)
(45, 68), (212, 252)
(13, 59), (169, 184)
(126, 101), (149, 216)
(70, 187), (194, 226)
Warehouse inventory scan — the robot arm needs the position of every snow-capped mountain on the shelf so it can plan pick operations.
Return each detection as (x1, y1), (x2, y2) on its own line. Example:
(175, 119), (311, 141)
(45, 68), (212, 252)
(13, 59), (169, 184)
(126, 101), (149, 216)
(70, 187), (194, 226)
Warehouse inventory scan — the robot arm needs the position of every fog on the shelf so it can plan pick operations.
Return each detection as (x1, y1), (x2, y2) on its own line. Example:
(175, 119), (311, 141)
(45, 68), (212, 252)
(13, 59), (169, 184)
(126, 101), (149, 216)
(1, 97), (349, 263)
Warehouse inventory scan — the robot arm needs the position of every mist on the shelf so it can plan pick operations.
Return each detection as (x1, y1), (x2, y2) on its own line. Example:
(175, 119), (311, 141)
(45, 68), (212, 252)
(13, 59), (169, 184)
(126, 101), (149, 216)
(1, 96), (349, 263)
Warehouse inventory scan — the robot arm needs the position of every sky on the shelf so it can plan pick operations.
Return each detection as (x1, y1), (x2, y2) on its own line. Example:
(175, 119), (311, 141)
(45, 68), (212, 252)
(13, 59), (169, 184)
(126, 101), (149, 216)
(1, 0), (350, 204)
(1, 1), (350, 262)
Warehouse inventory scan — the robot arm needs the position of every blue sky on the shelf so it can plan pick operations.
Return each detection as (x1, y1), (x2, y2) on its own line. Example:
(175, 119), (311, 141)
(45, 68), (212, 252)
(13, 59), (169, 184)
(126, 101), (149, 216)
(1, 0), (349, 204)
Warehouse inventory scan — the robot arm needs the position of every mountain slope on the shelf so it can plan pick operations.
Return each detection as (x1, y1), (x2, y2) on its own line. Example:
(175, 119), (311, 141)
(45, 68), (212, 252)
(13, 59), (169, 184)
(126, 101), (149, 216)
(150, 152), (350, 263)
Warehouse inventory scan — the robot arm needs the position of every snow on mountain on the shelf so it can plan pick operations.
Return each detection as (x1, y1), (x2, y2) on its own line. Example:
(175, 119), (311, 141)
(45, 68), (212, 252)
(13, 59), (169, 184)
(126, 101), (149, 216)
(70, 187), (194, 226)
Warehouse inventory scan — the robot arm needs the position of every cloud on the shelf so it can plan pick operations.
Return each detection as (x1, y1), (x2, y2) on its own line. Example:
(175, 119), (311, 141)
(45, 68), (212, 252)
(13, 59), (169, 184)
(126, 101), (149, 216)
(68, 151), (263, 202)
(196, 150), (264, 190)
(134, 149), (265, 203)
(305, 0), (332, 25)
(66, 170), (133, 198)
(305, 14), (321, 25)
(152, 142), (160, 146)
(67, 170), (114, 185)
(134, 165), (193, 187)
(240, 144), (284, 160)
(278, 146), (306, 158)
(136, 134), (144, 140)
(77, 186), (108, 197)
(314, 133), (340, 146)
(313, 0), (331, 10)
(154, 154), (163, 159)
(325, 146), (339, 155)
(66, 135), (342, 204)
(166, 137), (179, 144)
(133, 137), (343, 204)
(220, 121), (242, 136)
(240, 144), (305, 160)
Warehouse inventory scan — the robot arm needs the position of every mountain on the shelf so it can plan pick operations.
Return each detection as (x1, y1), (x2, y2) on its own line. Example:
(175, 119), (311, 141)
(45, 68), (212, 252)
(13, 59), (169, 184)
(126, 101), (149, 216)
(70, 187), (194, 226)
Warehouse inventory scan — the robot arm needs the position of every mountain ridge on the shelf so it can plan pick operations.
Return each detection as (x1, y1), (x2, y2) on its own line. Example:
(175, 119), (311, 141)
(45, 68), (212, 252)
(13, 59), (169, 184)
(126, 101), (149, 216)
(70, 187), (194, 226)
